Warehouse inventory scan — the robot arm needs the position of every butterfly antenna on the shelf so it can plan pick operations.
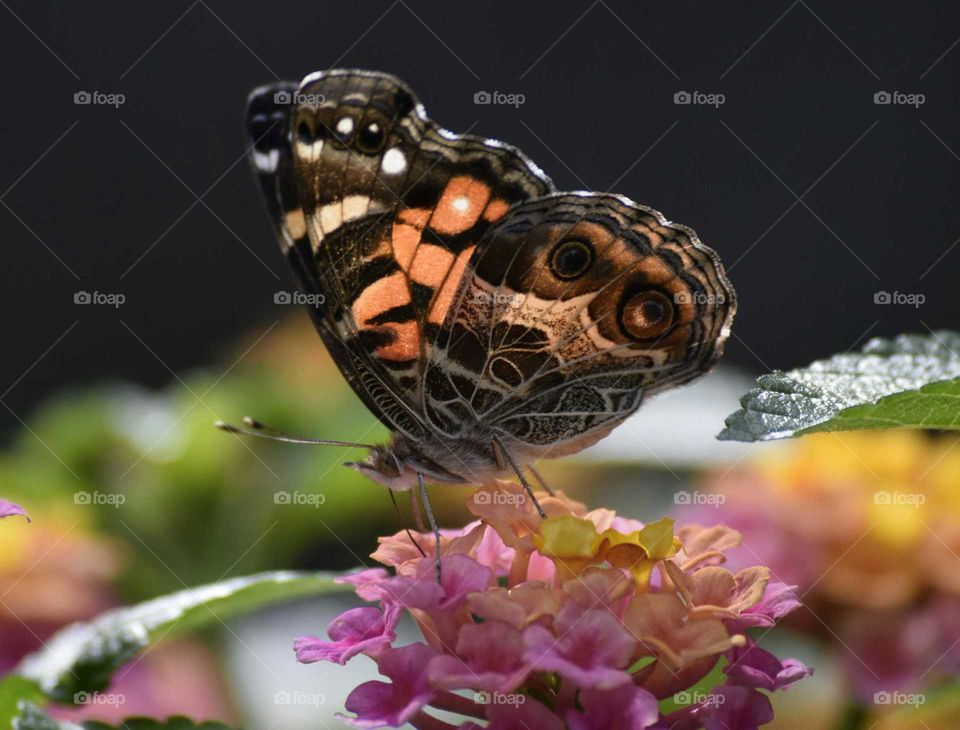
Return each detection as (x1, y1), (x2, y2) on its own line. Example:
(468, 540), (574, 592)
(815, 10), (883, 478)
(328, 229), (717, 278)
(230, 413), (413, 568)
(492, 435), (547, 519)
(387, 489), (428, 559)
(214, 417), (376, 449)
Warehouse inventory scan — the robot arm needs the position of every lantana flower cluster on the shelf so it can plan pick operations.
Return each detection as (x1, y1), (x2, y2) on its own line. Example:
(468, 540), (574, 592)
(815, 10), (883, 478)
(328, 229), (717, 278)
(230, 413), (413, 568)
(296, 482), (810, 729)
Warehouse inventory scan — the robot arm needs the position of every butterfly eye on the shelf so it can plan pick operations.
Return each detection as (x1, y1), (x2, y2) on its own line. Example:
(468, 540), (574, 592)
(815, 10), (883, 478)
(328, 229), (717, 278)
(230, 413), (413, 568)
(621, 290), (674, 340)
(549, 240), (594, 280)
(356, 121), (386, 154)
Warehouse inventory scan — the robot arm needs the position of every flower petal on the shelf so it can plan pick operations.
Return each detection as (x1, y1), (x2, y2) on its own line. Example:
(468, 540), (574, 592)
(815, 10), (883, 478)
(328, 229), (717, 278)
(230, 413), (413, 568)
(0, 499), (28, 521)
(341, 643), (437, 728)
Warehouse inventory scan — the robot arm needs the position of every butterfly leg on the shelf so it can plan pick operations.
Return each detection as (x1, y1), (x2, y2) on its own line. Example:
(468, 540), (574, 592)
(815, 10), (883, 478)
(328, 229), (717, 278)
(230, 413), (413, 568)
(492, 436), (547, 519)
(529, 464), (556, 497)
(417, 472), (442, 583)
(409, 486), (427, 532)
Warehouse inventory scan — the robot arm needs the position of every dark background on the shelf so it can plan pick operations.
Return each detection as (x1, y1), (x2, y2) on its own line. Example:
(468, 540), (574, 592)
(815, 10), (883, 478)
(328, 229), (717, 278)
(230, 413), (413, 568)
(1, 1), (958, 431)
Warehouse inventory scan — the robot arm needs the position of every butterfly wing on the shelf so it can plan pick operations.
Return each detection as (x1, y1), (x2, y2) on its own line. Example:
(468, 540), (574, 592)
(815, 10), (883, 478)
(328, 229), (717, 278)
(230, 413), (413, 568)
(424, 192), (736, 462)
(246, 69), (553, 440)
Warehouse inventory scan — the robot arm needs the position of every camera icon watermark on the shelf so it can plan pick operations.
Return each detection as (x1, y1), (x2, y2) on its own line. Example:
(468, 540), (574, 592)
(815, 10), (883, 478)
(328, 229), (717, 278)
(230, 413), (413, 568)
(674, 690), (725, 707)
(674, 291), (727, 306)
(74, 290), (125, 308)
(873, 90), (925, 108)
(873, 290), (924, 308)
(273, 91), (325, 107)
(74, 691), (125, 707)
(74, 491), (126, 508)
(873, 490), (926, 508)
(473, 490), (526, 506)
(473, 90), (526, 108)
(475, 691), (526, 706)
(673, 90), (725, 108)
(674, 490), (726, 507)
(273, 690), (325, 706)
(471, 290), (516, 307)
(74, 90), (126, 108)
(873, 691), (925, 707)
(274, 290), (325, 307)
(274, 490), (325, 508)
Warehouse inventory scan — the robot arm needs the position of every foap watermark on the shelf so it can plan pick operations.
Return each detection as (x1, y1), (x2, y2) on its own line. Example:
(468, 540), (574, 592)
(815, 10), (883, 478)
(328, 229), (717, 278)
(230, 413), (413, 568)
(75, 290), (125, 308)
(674, 690), (725, 707)
(474, 90), (526, 108)
(874, 691), (925, 707)
(874, 290), (924, 308)
(74, 691), (125, 707)
(273, 690), (326, 707)
(274, 490), (325, 508)
(475, 691), (526, 707)
(874, 90), (925, 108)
(274, 291), (325, 307)
(874, 490), (926, 508)
(74, 90), (126, 108)
(273, 90), (325, 107)
(674, 490), (726, 507)
(674, 90), (725, 108)
(74, 491), (126, 508)
(674, 291), (728, 306)
(474, 490), (525, 506)
(472, 290), (515, 306)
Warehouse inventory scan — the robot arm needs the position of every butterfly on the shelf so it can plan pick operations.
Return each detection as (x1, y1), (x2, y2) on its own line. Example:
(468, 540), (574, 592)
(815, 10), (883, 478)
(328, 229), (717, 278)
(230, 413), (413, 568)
(233, 69), (735, 517)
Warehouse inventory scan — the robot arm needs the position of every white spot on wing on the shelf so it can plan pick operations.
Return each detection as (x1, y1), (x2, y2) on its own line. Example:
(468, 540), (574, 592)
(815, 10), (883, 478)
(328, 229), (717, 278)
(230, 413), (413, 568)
(381, 147), (407, 175)
(318, 195), (379, 234)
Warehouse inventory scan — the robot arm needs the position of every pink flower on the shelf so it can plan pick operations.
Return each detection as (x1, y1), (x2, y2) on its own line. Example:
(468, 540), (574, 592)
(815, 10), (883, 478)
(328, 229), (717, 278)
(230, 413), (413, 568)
(473, 700), (565, 730)
(0, 499), (28, 521)
(429, 621), (530, 693)
(341, 643), (438, 728)
(725, 638), (813, 691)
(522, 602), (636, 690)
(297, 480), (809, 728)
(564, 684), (659, 730)
(734, 580), (803, 630)
(294, 605), (399, 665)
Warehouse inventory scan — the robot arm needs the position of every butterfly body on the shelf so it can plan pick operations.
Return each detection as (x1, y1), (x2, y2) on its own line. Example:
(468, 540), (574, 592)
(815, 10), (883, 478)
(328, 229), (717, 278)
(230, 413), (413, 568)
(246, 69), (735, 489)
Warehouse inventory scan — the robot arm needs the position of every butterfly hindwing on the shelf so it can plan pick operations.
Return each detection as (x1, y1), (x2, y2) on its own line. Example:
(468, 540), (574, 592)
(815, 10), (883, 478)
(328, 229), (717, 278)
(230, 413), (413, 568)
(424, 193), (735, 461)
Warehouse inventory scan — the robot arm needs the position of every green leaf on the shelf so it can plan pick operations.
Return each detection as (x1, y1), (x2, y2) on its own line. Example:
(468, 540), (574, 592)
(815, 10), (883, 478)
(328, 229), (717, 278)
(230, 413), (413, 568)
(13, 702), (239, 730)
(0, 677), (45, 730)
(15, 570), (351, 704)
(719, 331), (960, 442)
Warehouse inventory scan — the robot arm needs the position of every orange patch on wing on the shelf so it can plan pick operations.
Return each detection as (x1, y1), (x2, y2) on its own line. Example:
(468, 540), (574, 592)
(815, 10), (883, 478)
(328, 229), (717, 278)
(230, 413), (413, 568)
(351, 272), (418, 362)
(375, 320), (420, 361)
(409, 244), (455, 289)
(391, 223), (421, 270)
(399, 208), (431, 227)
(352, 271), (411, 326)
(483, 198), (510, 222)
(428, 245), (476, 324)
(430, 177), (491, 235)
